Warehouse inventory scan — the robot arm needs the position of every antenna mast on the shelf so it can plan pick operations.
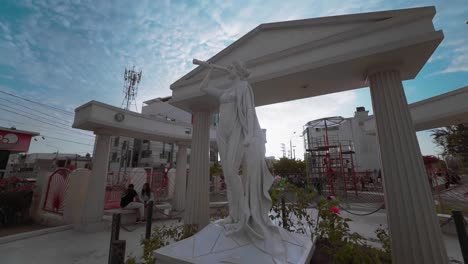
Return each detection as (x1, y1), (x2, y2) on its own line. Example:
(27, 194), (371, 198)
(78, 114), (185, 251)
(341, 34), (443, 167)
(121, 66), (142, 112)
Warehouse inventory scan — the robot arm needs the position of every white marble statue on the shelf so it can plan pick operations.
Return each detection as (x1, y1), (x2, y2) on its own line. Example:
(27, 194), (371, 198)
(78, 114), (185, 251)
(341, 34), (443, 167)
(195, 59), (286, 262)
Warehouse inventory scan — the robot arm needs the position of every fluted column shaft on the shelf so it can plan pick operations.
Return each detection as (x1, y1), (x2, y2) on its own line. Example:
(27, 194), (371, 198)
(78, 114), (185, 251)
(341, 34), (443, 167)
(81, 134), (111, 224)
(368, 70), (448, 264)
(174, 143), (188, 211)
(184, 111), (210, 228)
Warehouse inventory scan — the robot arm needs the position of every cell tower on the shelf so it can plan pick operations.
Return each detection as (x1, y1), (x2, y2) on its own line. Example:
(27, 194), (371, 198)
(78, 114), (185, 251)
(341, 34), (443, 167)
(122, 66), (142, 112)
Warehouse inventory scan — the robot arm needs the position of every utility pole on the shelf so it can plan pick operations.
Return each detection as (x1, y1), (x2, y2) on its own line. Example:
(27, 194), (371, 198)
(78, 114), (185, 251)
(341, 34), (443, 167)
(289, 131), (297, 159)
(280, 143), (286, 158)
(117, 66), (142, 177)
(289, 139), (293, 159)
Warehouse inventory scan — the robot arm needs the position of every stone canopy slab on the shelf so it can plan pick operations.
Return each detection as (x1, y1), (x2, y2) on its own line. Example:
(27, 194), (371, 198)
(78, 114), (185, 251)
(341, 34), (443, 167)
(72, 100), (217, 143)
(169, 6), (443, 112)
(364, 86), (468, 134)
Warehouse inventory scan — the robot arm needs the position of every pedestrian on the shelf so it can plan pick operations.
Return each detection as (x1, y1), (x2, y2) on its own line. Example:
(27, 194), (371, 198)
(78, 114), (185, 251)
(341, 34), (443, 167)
(120, 184), (145, 223)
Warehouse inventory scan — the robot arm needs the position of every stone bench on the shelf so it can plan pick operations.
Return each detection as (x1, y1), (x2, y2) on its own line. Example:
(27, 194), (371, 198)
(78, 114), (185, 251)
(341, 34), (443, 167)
(438, 213), (468, 235)
(209, 201), (228, 217)
(153, 202), (172, 220)
(104, 208), (138, 225)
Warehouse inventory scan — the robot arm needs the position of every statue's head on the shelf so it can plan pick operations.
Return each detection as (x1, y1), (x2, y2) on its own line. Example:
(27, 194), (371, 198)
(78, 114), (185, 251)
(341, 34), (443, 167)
(227, 60), (250, 80)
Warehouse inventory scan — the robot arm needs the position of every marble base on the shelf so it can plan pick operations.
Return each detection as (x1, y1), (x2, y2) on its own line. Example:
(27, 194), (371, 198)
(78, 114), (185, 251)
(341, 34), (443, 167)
(154, 223), (315, 264)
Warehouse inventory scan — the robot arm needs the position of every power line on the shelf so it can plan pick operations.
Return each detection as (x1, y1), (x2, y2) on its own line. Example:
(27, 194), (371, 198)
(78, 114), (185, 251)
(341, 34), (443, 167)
(0, 102), (72, 127)
(0, 107), (94, 138)
(42, 135), (95, 146)
(0, 90), (74, 115)
(0, 118), (93, 141)
(0, 121), (94, 148)
(0, 97), (73, 124)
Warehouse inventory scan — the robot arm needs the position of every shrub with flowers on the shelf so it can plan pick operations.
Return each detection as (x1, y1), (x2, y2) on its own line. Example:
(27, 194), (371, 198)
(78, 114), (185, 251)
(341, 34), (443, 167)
(0, 177), (36, 211)
(0, 176), (35, 193)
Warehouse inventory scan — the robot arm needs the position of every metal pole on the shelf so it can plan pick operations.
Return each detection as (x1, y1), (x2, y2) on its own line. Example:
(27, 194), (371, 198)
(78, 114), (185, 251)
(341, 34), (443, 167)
(145, 201), (154, 240)
(108, 213), (121, 264)
(281, 195), (288, 229)
(452, 210), (468, 263)
(289, 138), (293, 159)
(110, 240), (126, 264)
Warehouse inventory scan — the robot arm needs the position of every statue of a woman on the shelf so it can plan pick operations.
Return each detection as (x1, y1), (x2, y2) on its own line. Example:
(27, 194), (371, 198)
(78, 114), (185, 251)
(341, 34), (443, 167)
(196, 59), (286, 261)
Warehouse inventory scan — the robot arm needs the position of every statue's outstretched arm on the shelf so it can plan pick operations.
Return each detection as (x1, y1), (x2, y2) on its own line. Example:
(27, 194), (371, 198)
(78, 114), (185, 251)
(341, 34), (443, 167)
(199, 67), (223, 98)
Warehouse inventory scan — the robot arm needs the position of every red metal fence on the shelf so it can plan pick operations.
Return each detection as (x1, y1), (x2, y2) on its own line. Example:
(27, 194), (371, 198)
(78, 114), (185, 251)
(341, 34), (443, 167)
(104, 168), (169, 210)
(42, 167), (172, 212)
(42, 168), (71, 215)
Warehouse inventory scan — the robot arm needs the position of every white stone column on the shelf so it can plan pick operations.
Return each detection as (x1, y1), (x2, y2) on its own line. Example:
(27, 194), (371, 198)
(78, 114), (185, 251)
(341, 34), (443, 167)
(184, 111), (210, 228)
(78, 134), (111, 230)
(174, 142), (188, 211)
(368, 70), (448, 264)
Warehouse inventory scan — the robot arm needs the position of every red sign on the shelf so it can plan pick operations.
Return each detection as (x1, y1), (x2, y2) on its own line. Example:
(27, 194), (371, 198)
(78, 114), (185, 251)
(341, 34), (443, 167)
(0, 130), (34, 152)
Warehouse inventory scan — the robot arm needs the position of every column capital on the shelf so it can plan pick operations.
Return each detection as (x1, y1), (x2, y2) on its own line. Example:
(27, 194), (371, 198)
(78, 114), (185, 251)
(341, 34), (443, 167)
(365, 66), (401, 84)
(93, 132), (112, 137)
(191, 107), (215, 114)
(175, 141), (190, 148)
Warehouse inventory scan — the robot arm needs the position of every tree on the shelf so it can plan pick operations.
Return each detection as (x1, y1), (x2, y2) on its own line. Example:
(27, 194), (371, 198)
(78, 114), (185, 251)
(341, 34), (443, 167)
(272, 158), (306, 177)
(431, 123), (468, 167)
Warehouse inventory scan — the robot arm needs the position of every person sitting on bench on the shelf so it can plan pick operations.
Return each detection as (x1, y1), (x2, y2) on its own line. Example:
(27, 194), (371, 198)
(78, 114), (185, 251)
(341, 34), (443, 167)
(120, 184), (145, 222)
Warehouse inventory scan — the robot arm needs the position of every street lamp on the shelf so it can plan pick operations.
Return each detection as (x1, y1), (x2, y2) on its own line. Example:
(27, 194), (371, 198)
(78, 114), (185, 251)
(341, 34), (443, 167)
(289, 132), (296, 159)
(289, 132), (304, 159)
(46, 144), (59, 158)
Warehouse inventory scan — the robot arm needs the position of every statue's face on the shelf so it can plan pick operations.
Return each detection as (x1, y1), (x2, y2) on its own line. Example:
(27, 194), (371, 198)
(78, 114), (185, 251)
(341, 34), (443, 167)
(228, 69), (237, 80)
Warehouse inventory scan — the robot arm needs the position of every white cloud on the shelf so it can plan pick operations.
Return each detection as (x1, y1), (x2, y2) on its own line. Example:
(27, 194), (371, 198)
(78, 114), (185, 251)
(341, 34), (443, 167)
(441, 45), (468, 73)
(1, 0), (466, 156)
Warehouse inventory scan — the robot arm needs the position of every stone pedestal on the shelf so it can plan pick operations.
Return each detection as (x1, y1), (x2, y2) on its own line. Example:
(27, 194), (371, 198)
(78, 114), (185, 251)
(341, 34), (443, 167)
(77, 134), (111, 231)
(368, 70), (448, 264)
(154, 224), (315, 264)
(184, 112), (210, 228)
(174, 143), (188, 211)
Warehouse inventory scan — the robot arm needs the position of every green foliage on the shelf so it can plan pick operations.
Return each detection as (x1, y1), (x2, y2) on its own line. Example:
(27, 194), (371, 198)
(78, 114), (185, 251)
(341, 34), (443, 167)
(375, 225), (391, 261)
(209, 163), (223, 176)
(125, 256), (137, 264)
(431, 123), (468, 166)
(126, 224), (198, 264)
(211, 207), (229, 221)
(269, 179), (316, 237)
(315, 198), (391, 264)
(272, 157), (306, 177)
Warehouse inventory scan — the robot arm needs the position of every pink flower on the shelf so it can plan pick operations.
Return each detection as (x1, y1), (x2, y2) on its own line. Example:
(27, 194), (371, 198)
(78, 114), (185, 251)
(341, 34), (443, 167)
(274, 176), (282, 183)
(330, 206), (340, 214)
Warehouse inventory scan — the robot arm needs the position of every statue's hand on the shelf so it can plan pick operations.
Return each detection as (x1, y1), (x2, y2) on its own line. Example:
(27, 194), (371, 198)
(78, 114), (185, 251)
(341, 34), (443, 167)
(243, 136), (254, 147)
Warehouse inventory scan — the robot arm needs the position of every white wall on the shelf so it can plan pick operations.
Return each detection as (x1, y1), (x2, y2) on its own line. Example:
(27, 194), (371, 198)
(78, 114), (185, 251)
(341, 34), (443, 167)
(305, 108), (380, 172)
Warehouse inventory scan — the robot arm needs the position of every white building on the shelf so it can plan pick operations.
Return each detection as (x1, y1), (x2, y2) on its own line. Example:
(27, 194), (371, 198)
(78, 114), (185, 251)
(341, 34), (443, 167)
(107, 96), (219, 173)
(6, 152), (91, 178)
(303, 106), (380, 172)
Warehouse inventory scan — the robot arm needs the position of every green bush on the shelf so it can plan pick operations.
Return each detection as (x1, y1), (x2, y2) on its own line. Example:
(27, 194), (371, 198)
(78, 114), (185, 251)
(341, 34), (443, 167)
(269, 179), (316, 238)
(315, 198), (391, 264)
(126, 224), (198, 264)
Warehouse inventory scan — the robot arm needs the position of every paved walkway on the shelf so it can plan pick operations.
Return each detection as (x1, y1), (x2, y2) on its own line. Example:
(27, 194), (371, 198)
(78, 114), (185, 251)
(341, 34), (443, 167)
(0, 220), (177, 264)
(343, 210), (464, 263)
(0, 212), (464, 264)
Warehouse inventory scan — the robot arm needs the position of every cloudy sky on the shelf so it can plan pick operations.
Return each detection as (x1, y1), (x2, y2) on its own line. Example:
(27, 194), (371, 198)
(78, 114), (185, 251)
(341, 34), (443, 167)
(0, 0), (467, 159)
